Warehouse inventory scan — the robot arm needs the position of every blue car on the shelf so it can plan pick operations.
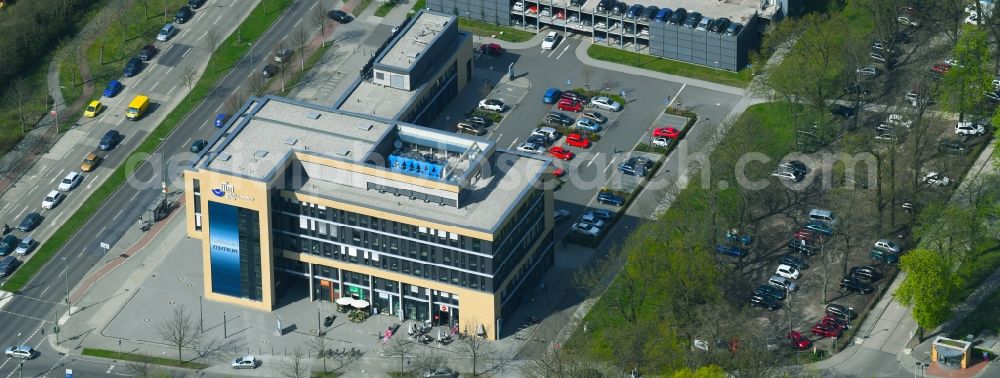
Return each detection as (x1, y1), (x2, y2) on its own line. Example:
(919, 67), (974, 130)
(575, 118), (602, 132)
(716, 244), (748, 257)
(215, 113), (231, 128)
(597, 191), (624, 206)
(103, 80), (124, 98)
(804, 221), (834, 236)
(543, 88), (561, 104)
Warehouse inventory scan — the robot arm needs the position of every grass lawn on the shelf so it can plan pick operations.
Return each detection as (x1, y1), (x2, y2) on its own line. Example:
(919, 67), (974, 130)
(0, 53), (54, 156)
(587, 44), (752, 88)
(410, 0), (425, 12)
(0, 0), (293, 293)
(82, 348), (209, 369)
(566, 102), (800, 360)
(352, 0), (374, 17)
(457, 18), (534, 42)
(374, 1), (396, 17)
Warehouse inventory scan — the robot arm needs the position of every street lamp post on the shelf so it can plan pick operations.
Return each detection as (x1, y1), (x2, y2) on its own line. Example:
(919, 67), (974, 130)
(247, 42), (255, 70)
(199, 296), (204, 333)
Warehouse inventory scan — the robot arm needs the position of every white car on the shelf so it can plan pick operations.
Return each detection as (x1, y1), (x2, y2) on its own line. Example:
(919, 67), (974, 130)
(873, 239), (900, 254)
(478, 99), (504, 112)
(58, 171), (82, 192)
(156, 23), (176, 42)
(4, 345), (34, 359)
(775, 264), (801, 280)
(955, 121), (986, 136)
(512, 1), (523, 11)
(591, 96), (622, 112)
(923, 172), (951, 186)
(541, 31), (559, 50)
(232, 355), (257, 369)
(595, 21), (607, 29)
(516, 142), (543, 154)
(570, 222), (600, 236)
(553, 209), (571, 222)
(652, 137), (672, 147)
(965, 12), (980, 25)
(856, 65), (880, 76)
(540, 8), (551, 17)
(42, 190), (64, 210)
(579, 213), (605, 228)
(897, 16), (920, 27)
(945, 58), (962, 67)
(887, 114), (912, 128)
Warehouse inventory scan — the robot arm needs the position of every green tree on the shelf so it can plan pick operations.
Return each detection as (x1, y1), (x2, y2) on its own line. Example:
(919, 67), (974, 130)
(895, 249), (960, 340)
(671, 365), (726, 378)
(940, 25), (993, 121)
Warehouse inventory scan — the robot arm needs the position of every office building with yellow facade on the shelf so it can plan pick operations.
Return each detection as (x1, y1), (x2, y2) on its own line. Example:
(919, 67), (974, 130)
(183, 11), (555, 340)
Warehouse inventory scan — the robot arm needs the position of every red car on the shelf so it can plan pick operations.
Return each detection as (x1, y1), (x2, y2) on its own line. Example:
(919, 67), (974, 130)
(653, 127), (680, 139)
(549, 146), (574, 160)
(931, 63), (950, 74)
(479, 43), (503, 56)
(788, 331), (811, 350)
(558, 98), (583, 112)
(552, 167), (566, 177)
(565, 133), (591, 148)
(822, 315), (849, 331)
(810, 324), (842, 338)
(794, 229), (820, 241)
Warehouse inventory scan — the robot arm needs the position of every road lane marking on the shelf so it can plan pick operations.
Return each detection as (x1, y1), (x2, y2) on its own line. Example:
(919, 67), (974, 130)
(508, 138), (518, 149)
(107, 364), (116, 374)
(555, 44), (570, 59)
(604, 156), (617, 172)
(166, 65), (175, 76)
(86, 173), (101, 189)
(78, 251), (85, 258)
(39, 286), (49, 296)
(14, 205), (28, 220)
(97, 226), (108, 238)
(293, 17), (303, 30)
(49, 168), (66, 185)
(149, 80), (162, 92)
(668, 84), (686, 108)
(129, 191), (140, 203)
(53, 212), (64, 224)
(214, 14), (223, 24)
(113, 209), (125, 221)
(182, 48), (192, 58)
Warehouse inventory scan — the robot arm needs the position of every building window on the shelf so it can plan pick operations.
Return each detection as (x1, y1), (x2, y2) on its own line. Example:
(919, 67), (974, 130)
(376, 72), (384, 80)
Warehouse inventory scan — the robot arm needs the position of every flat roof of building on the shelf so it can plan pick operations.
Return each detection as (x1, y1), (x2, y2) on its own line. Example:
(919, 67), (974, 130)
(570, 0), (763, 22)
(298, 150), (549, 232)
(336, 79), (412, 119)
(379, 11), (453, 69)
(204, 98), (393, 180)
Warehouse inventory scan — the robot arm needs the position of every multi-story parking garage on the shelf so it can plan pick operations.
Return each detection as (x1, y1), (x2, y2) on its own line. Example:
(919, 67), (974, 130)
(425, 0), (801, 71)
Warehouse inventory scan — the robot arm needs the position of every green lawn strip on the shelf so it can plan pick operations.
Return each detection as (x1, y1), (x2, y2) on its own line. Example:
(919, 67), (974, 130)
(1, 0), (293, 293)
(58, 60), (86, 111)
(352, 0), (374, 17)
(279, 43), (335, 97)
(374, 2), (396, 17)
(410, 0), (425, 12)
(457, 18), (534, 42)
(564, 102), (800, 358)
(586, 44), (751, 88)
(82, 348), (210, 369)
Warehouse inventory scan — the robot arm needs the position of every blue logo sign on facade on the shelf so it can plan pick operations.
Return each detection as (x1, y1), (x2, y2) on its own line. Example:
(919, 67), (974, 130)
(211, 188), (225, 197)
(208, 201), (242, 297)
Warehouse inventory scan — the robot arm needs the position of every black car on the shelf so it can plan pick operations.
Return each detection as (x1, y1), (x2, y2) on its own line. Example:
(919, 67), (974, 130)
(711, 18), (731, 33)
(0, 234), (17, 256)
(850, 265), (882, 281)
(175, 6), (194, 23)
(624, 4), (644, 19)
(749, 294), (781, 310)
(18, 213), (42, 232)
(781, 160), (807, 176)
(99, 130), (121, 151)
(778, 254), (809, 270)
(840, 276), (875, 294)
(465, 116), (492, 128)
(327, 9), (351, 23)
(642, 6), (658, 21)
(262, 64), (279, 78)
(139, 44), (157, 61)
(187, 0), (206, 9)
(668, 7), (687, 24)
(191, 139), (208, 153)
(545, 112), (573, 126)
(611, 1), (628, 15)
(560, 91), (589, 104)
(755, 284), (786, 301)
(683, 12), (702, 28)
(123, 57), (142, 77)
(830, 104), (856, 118)
(826, 303), (858, 319)
(938, 139), (969, 155)
(526, 134), (549, 147)
(725, 22), (743, 36)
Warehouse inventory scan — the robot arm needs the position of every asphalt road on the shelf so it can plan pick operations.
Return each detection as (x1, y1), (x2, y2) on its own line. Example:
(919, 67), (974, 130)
(0, 0), (336, 376)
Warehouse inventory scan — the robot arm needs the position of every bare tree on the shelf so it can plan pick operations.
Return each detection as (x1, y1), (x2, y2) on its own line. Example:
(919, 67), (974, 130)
(307, 334), (330, 376)
(182, 66), (198, 101)
(204, 29), (220, 72)
(247, 74), (267, 98)
(157, 305), (200, 364)
(312, 4), (329, 48)
(457, 322), (493, 376)
(279, 348), (309, 378)
(381, 337), (417, 375)
(329, 346), (362, 373)
(292, 26), (309, 71)
(7, 78), (32, 133)
(124, 353), (156, 378)
(226, 89), (250, 114)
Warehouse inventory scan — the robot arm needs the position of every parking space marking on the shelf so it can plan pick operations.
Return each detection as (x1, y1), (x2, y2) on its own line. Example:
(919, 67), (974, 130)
(508, 138), (518, 150)
(587, 152), (601, 167)
(555, 44), (570, 60)
(668, 84), (686, 108)
(603, 156), (617, 172)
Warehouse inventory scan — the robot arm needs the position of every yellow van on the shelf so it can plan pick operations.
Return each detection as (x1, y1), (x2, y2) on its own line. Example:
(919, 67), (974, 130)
(126, 95), (150, 120)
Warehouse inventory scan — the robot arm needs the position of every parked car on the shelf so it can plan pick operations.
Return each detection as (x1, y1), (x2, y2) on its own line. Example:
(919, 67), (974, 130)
(423, 367), (459, 378)
(83, 100), (103, 118)
(575, 118), (601, 132)
(188, 0), (206, 8)
(653, 127), (680, 139)
(597, 191), (624, 206)
(231, 355), (257, 369)
(755, 284), (786, 301)
(873, 239), (900, 254)
(548, 146), (574, 160)
(42, 190), (64, 210)
(683, 12), (702, 28)
(123, 57), (142, 77)
(716, 244), (748, 257)
(778, 254), (809, 270)
(810, 324), (842, 338)
(579, 213), (605, 228)
(327, 9), (351, 23)
(652, 137), (672, 148)
(14, 237), (34, 255)
(618, 156), (651, 177)
(749, 294), (781, 310)
(938, 139), (969, 155)
(584, 209), (613, 221)
(561, 91), (589, 103)
(850, 265), (883, 282)
(456, 122), (486, 136)
(803, 221), (833, 236)
(565, 133), (591, 148)
(668, 7), (687, 24)
(570, 222), (600, 236)
(830, 104), (856, 118)
(955, 121), (987, 136)
(923, 172), (951, 186)
(139, 44), (157, 61)
(897, 15), (920, 27)
(58, 171), (82, 192)
(516, 142), (543, 154)
(724, 22), (743, 36)
(478, 99), (505, 112)
(18, 212), (42, 232)
(553, 209), (571, 222)
(465, 116), (492, 128)
(775, 264), (801, 280)
(788, 238), (819, 256)
(103, 80), (124, 97)
(479, 43), (503, 56)
(262, 64), (279, 78)
(558, 98), (583, 112)
(826, 303), (858, 319)
(215, 113), (231, 128)
(582, 111), (606, 124)
(0, 235), (17, 256)
(591, 96), (622, 112)
(273, 47), (293, 63)
(156, 23), (176, 42)
(191, 139), (209, 153)
(840, 276), (875, 294)
(543, 88), (561, 104)
(174, 6), (194, 23)
(787, 331), (811, 350)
